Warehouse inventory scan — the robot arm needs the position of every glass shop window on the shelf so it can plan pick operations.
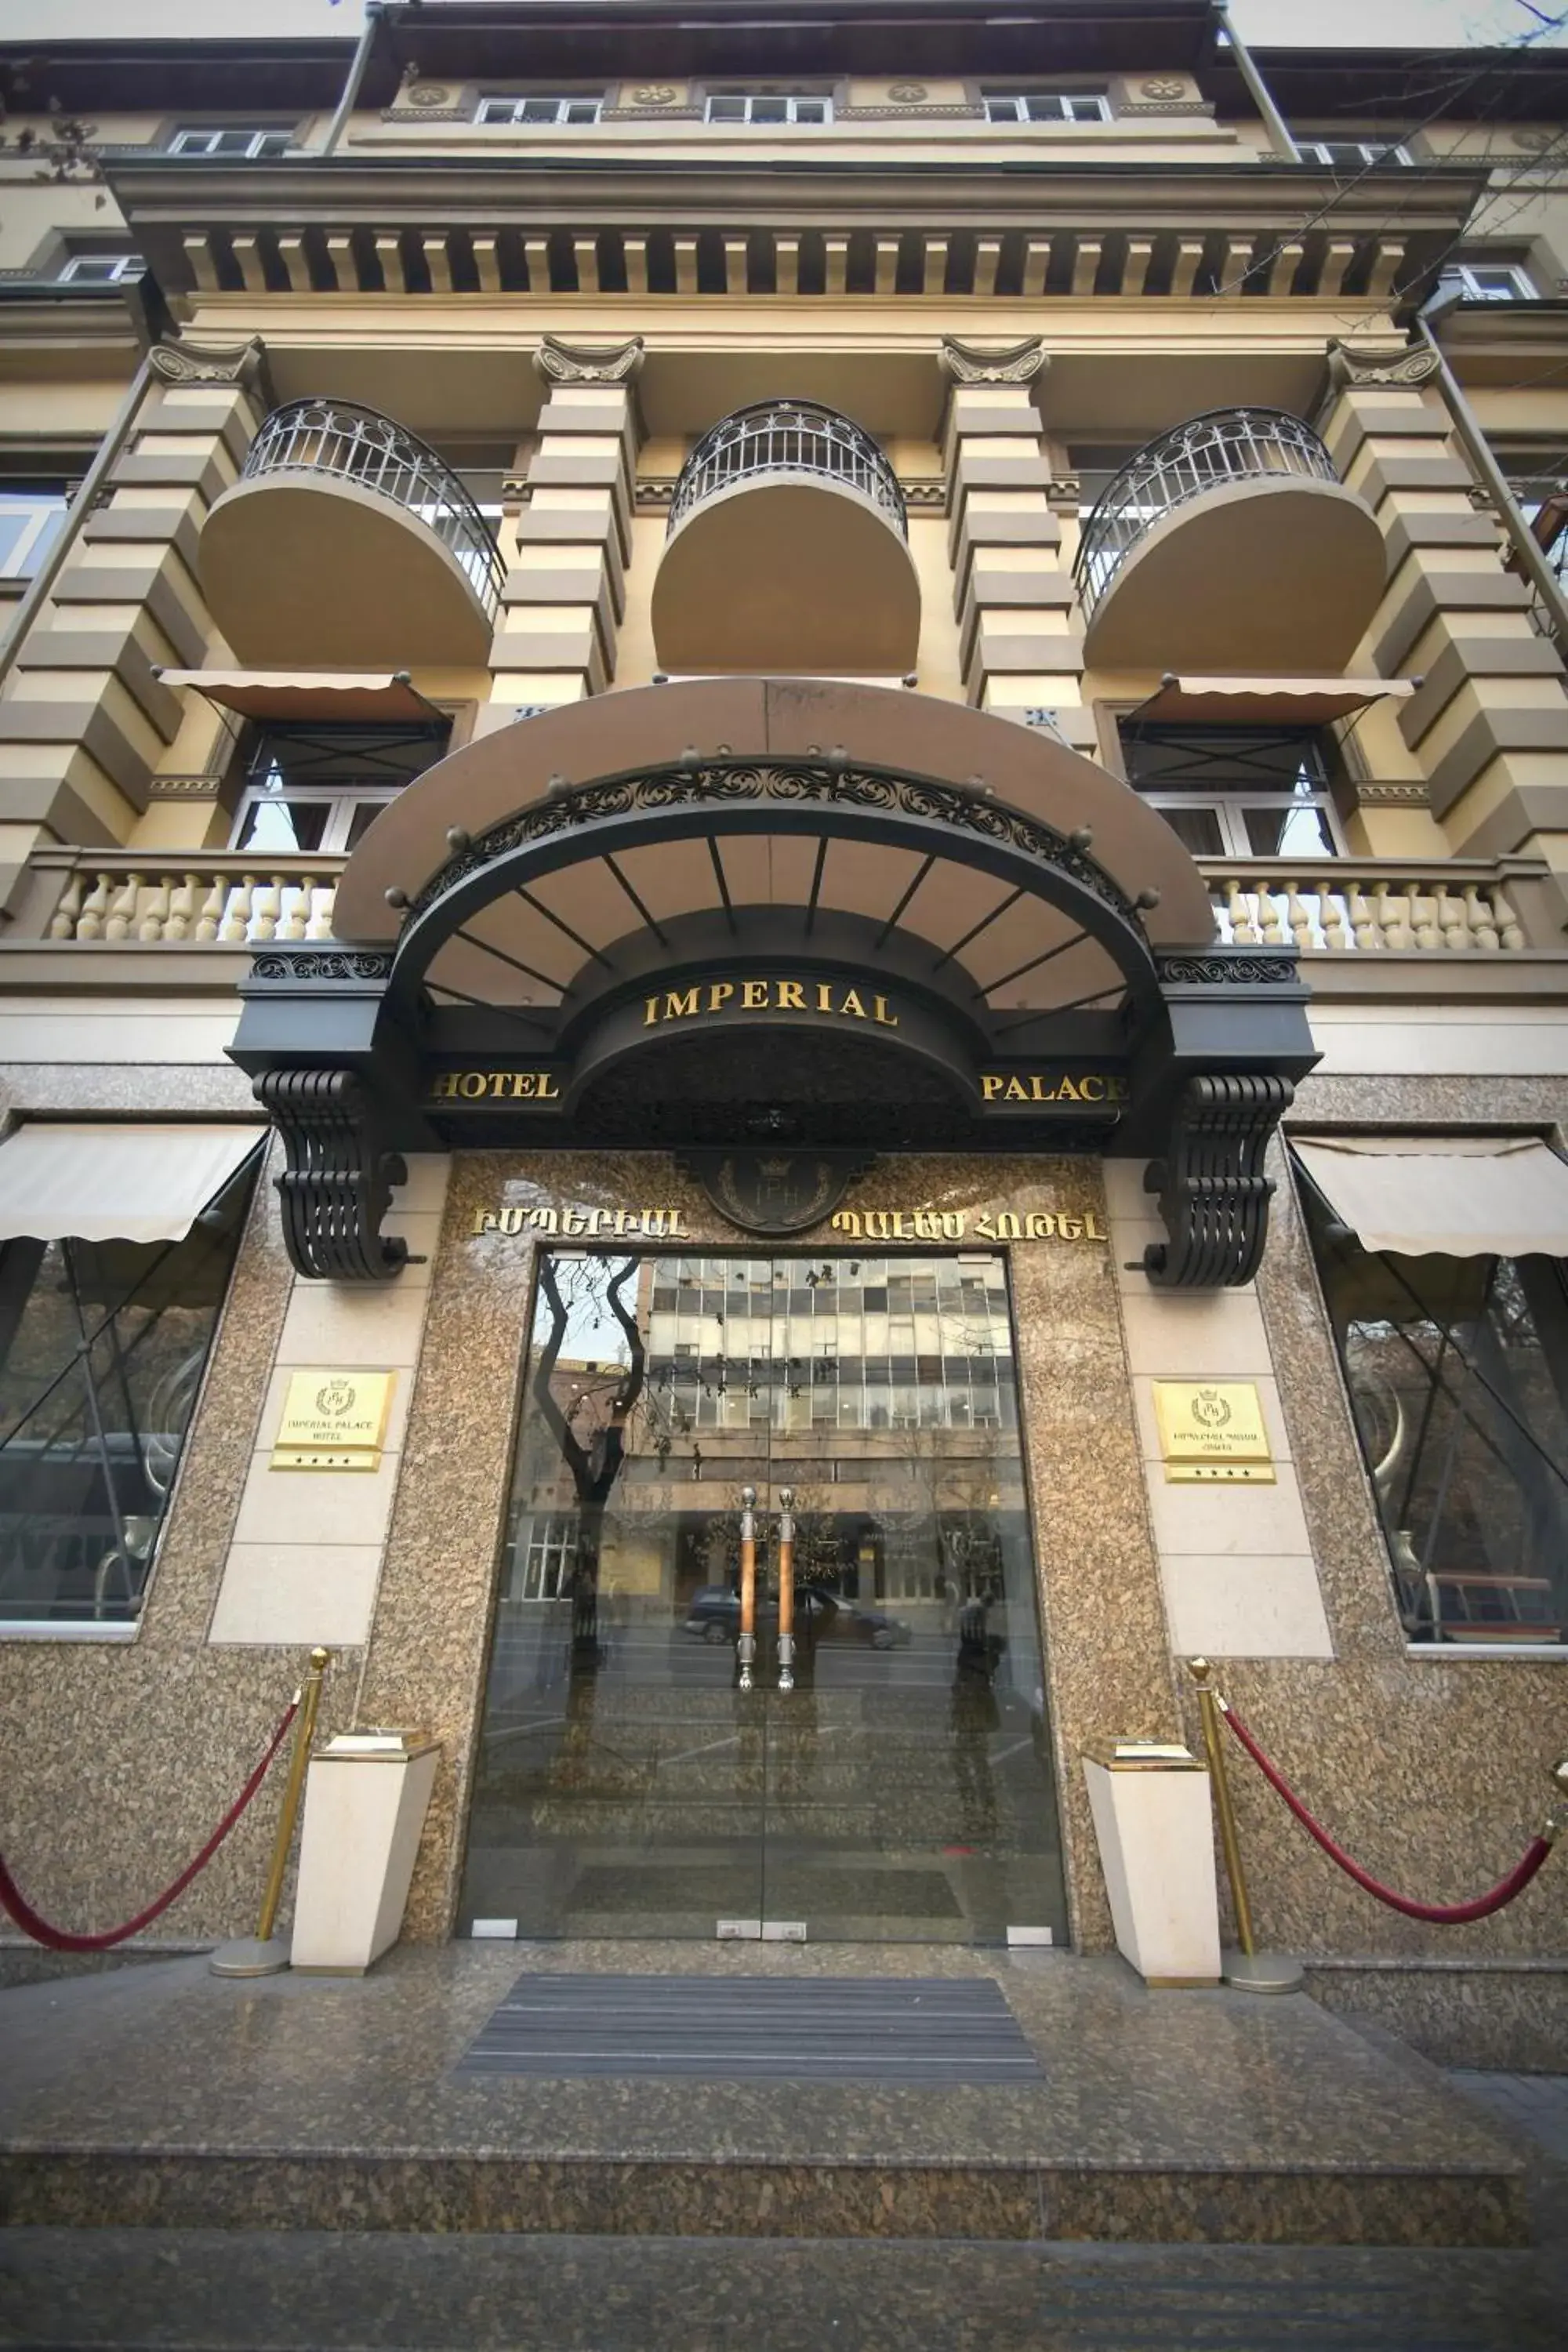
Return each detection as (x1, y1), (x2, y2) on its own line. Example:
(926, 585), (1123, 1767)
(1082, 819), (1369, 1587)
(1301, 1171), (1568, 1646)
(0, 1159), (257, 1626)
(229, 717), (451, 855)
(1117, 721), (1345, 858)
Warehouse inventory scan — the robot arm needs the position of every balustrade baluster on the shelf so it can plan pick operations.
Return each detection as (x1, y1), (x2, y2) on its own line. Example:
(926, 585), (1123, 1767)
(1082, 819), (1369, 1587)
(1464, 886), (1501, 951)
(103, 874), (143, 942)
(278, 877), (310, 941)
(1317, 884), (1349, 952)
(307, 883), (337, 942)
(1374, 884), (1412, 949)
(1493, 885), (1526, 951)
(74, 873), (111, 940)
(1346, 880), (1377, 949)
(1255, 887), (1287, 946)
(165, 873), (200, 942)
(1435, 886), (1469, 951)
(137, 877), (172, 942)
(250, 877), (284, 942)
(1410, 891), (1440, 952)
(48, 873), (85, 940)
(219, 875), (257, 942)
(194, 875), (227, 942)
(1222, 877), (1258, 944)
(1284, 881), (1314, 950)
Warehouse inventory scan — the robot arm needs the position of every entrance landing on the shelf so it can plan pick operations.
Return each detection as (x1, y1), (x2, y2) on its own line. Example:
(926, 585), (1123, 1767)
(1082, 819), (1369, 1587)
(0, 1942), (1529, 2248)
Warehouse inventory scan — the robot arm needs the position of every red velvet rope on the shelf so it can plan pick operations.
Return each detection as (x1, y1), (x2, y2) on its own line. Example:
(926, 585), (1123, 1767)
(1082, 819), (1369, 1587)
(1220, 1702), (1553, 1924)
(0, 1698), (299, 1952)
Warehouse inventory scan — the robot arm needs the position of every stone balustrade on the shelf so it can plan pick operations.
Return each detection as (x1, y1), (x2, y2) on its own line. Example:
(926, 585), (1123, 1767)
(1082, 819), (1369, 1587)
(1204, 860), (1539, 953)
(40, 855), (345, 946)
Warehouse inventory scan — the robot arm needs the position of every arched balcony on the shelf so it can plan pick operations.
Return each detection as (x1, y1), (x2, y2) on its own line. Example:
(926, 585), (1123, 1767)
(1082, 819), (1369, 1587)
(1074, 409), (1387, 671)
(199, 400), (503, 667)
(651, 399), (922, 675)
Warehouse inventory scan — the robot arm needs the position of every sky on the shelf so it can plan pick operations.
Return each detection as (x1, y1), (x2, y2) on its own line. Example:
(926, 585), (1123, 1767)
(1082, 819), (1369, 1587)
(0, 0), (1563, 51)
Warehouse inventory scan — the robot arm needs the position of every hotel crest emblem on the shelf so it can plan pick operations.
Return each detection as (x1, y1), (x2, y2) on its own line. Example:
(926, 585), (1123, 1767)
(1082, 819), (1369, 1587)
(680, 1152), (871, 1236)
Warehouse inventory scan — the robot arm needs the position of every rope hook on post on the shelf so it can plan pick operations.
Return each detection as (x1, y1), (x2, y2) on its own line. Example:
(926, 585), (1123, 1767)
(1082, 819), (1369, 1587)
(1187, 1659), (1305, 1994)
(210, 1646), (332, 1978)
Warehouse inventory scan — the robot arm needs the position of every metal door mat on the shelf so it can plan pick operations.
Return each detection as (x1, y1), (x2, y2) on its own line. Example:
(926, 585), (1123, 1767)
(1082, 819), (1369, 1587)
(455, 1973), (1043, 2082)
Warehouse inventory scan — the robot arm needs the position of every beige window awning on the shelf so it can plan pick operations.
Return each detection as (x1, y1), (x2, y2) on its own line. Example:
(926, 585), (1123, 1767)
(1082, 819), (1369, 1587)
(0, 1124), (263, 1245)
(1138, 677), (1417, 727)
(1293, 1134), (1568, 1259)
(156, 671), (440, 723)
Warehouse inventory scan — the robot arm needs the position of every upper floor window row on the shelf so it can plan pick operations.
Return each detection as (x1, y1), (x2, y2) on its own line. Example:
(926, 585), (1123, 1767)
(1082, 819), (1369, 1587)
(983, 89), (1111, 125)
(169, 126), (294, 158)
(707, 93), (831, 123)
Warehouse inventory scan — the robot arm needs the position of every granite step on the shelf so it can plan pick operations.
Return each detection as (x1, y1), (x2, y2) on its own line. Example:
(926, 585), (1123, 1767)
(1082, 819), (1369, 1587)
(2, 2228), (1563, 2350)
(0, 1947), (1536, 2255)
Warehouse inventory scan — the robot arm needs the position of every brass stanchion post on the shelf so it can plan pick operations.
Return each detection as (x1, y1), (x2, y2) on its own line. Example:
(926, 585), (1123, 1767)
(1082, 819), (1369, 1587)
(1188, 1658), (1302, 1995)
(736, 1486), (757, 1693)
(211, 1647), (331, 1978)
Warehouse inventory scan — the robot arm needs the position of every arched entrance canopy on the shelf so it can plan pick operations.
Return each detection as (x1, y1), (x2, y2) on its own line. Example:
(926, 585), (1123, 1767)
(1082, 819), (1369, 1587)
(233, 681), (1317, 1288)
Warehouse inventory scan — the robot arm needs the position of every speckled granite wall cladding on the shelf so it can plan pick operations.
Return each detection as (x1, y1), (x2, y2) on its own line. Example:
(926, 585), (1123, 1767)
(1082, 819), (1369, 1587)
(1305, 1964), (1568, 2071)
(359, 1152), (1178, 1951)
(0, 1133), (365, 1948)
(1196, 1073), (1568, 1968)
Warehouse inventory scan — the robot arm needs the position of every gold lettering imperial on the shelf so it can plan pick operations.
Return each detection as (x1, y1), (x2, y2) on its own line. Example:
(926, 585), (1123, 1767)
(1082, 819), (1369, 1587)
(642, 978), (899, 1027)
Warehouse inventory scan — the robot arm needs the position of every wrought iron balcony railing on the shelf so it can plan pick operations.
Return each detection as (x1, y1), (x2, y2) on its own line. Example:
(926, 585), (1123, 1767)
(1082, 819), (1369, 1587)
(666, 399), (907, 539)
(1074, 408), (1341, 619)
(240, 399), (505, 614)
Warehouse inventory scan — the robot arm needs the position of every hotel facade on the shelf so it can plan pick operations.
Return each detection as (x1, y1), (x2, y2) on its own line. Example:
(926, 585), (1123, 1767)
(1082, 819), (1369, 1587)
(0, 0), (1565, 2056)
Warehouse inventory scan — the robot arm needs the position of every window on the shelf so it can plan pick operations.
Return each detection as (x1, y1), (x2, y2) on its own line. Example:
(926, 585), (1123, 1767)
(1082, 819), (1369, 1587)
(705, 93), (831, 125)
(229, 719), (451, 856)
(0, 488), (69, 582)
(983, 90), (1110, 125)
(1298, 140), (1412, 169)
(514, 1512), (580, 1602)
(1301, 1171), (1568, 1645)
(0, 1156), (257, 1625)
(56, 256), (142, 285)
(1503, 449), (1568, 590)
(1119, 722), (1344, 858)
(168, 126), (293, 158)
(1442, 261), (1537, 303)
(474, 96), (602, 125)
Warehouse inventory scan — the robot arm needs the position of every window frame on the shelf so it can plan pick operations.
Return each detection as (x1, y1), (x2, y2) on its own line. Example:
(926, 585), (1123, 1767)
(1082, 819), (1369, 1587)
(1116, 719), (1349, 862)
(1298, 138), (1414, 169)
(473, 94), (604, 126)
(0, 488), (70, 583)
(1444, 260), (1537, 303)
(982, 89), (1112, 125)
(702, 91), (834, 125)
(167, 125), (295, 159)
(226, 716), (454, 858)
(56, 255), (143, 286)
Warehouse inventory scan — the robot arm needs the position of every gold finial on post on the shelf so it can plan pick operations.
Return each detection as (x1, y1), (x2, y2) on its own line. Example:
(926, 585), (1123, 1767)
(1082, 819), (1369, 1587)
(210, 1646), (332, 1979)
(1185, 1657), (1303, 1994)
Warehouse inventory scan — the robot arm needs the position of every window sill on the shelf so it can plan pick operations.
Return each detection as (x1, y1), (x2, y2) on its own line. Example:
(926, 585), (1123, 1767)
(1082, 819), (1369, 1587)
(0, 1620), (139, 1643)
(1405, 1641), (1567, 1662)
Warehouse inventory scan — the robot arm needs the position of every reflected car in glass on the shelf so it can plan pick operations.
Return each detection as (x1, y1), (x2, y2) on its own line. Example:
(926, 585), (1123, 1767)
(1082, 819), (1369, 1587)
(682, 1584), (912, 1649)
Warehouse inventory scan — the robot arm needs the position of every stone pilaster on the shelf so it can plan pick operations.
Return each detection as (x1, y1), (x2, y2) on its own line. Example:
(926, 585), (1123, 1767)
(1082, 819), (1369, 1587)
(0, 338), (269, 901)
(938, 337), (1091, 750)
(1322, 338), (1568, 911)
(485, 335), (644, 723)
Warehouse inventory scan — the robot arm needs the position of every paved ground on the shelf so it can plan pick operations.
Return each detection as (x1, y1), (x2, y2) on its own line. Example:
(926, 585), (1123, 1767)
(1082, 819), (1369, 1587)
(1450, 2071), (1568, 2165)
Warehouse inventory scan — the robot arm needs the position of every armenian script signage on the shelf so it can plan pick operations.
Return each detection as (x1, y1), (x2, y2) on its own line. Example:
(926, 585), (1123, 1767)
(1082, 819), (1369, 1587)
(470, 1195), (1105, 1245)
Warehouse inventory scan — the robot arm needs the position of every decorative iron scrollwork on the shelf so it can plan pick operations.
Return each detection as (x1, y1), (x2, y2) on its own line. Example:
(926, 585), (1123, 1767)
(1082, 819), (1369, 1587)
(1142, 1073), (1294, 1290)
(253, 1069), (408, 1283)
(250, 949), (394, 983)
(405, 759), (1140, 927)
(1156, 953), (1298, 986)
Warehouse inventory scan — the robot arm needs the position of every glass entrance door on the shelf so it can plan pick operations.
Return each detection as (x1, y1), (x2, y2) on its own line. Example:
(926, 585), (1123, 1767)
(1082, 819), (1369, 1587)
(459, 1247), (1069, 1944)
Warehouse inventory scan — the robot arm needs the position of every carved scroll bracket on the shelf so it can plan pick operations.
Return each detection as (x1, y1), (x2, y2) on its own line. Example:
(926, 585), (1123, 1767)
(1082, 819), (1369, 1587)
(534, 333), (646, 387)
(151, 336), (272, 405)
(1142, 1073), (1295, 1289)
(939, 335), (1050, 388)
(253, 1068), (408, 1283)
